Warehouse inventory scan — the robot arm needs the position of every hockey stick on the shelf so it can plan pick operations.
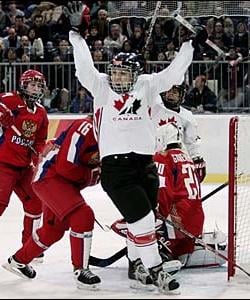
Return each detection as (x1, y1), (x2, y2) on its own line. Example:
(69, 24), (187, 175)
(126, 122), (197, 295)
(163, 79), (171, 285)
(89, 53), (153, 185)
(165, 218), (250, 278)
(91, 182), (229, 267)
(95, 218), (110, 232)
(173, 2), (225, 57)
(89, 246), (127, 267)
(11, 125), (38, 156)
(202, 172), (244, 202)
(143, 1), (162, 51)
(201, 181), (228, 202)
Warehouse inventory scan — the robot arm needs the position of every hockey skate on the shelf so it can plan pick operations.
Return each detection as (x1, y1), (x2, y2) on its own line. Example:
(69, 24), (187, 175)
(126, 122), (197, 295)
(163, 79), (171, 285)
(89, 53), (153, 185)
(2, 256), (36, 279)
(74, 268), (101, 290)
(128, 258), (155, 291)
(32, 253), (44, 264)
(149, 262), (180, 295)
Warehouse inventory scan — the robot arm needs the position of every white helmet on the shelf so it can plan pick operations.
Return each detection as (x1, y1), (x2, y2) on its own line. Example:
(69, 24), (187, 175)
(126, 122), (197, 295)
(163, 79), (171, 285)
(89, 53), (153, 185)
(155, 123), (182, 152)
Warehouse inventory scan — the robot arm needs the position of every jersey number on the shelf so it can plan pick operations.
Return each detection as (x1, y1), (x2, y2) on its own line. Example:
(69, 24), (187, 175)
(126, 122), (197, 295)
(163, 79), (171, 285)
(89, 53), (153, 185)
(182, 163), (200, 200)
(77, 121), (92, 136)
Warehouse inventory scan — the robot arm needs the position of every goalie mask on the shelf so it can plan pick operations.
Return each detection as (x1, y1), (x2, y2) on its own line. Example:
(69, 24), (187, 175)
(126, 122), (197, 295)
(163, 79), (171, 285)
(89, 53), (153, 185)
(161, 83), (186, 111)
(19, 69), (46, 109)
(108, 52), (143, 94)
(155, 123), (182, 152)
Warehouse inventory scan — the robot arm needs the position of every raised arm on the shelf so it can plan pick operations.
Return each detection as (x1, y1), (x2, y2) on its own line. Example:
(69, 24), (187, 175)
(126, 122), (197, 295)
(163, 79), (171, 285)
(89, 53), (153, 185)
(65, 2), (102, 96)
(69, 31), (102, 95)
(150, 26), (208, 97)
(151, 40), (194, 95)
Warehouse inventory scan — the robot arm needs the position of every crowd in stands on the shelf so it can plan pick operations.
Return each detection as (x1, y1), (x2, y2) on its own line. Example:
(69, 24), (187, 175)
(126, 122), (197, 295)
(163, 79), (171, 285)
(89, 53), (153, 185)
(0, 1), (249, 113)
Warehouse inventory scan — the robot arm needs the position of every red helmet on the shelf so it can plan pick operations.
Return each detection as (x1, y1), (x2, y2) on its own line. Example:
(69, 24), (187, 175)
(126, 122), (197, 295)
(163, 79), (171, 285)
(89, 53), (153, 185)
(19, 69), (47, 103)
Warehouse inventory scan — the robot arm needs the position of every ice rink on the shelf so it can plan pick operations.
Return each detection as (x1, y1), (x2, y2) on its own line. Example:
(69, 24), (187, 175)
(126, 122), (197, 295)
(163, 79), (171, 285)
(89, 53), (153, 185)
(0, 183), (250, 299)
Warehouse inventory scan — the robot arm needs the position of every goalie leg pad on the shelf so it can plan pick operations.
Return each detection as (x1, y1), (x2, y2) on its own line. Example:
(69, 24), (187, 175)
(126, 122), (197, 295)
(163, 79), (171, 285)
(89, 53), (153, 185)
(179, 231), (227, 268)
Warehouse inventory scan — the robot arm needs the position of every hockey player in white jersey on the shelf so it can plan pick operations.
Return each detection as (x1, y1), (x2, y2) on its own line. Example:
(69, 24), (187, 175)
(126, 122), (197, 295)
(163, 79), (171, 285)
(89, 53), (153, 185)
(65, 1), (208, 294)
(152, 83), (206, 183)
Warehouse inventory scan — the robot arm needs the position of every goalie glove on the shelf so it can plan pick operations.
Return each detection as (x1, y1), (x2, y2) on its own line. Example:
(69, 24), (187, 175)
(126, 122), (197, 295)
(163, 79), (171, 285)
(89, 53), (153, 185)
(63, 1), (89, 35)
(0, 103), (14, 128)
(193, 156), (206, 183)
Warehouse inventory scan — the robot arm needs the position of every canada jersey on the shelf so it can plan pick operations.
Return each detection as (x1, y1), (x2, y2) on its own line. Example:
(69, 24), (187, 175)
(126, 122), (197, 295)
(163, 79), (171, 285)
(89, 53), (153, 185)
(154, 149), (201, 216)
(69, 31), (194, 159)
(0, 91), (48, 167)
(34, 118), (99, 188)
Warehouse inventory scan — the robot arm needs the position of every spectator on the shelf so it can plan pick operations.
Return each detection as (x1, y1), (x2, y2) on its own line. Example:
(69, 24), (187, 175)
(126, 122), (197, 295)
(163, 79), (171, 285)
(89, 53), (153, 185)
(70, 86), (93, 113)
(27, 27), (44, 61)
(90, 8), (109, 41)
(223, 17), (235, 45)
(209, 21), (232, 54)
(5, 1), (25, 26)
(152, 22), (169, 53)
(103, 23), (127, 57)
(86, 24), (100, 48)
(31, 14), (49, 43)
(184, 75), (217, 113)
(56, 39), (73, 62)
(16, 35), (31, 61)
(165, 40), (178, 61)
(234, 21), (248, 57)
(129, 24), (145, 53)
(14, 15), (29, 37)
(2, 27), (20, 54)
(0, 1), (8, 32)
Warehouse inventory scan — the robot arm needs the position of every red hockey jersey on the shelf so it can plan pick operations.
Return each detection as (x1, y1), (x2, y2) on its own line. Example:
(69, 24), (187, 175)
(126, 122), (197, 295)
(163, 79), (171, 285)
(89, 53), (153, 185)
(154, 148), (201, 217)
(33, 117), (99, 189)
(0, 92), (48, 167)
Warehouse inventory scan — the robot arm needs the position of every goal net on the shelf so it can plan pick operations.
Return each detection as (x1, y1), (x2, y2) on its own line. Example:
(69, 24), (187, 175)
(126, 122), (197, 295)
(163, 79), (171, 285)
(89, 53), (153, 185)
(108, 1), (250, 19)
(228, 116), (250, 280)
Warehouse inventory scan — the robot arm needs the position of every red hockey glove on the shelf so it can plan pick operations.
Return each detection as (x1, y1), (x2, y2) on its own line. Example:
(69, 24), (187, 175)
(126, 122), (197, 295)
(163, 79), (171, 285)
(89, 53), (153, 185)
(0, 103), (14, 128)
(193, 156), (206, 183)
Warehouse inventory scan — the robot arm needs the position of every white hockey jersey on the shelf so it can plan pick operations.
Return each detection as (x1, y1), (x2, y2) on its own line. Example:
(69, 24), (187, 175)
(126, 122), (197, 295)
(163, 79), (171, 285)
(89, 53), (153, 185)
(69, 31), (194, 160)
(152, 95), (202, 159)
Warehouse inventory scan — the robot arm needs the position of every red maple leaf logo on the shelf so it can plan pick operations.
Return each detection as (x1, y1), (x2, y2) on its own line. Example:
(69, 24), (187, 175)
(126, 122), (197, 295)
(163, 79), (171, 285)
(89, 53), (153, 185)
(158, 116), (177, 126)
(159, 119), (167, 126)
(168, 116), (177, 123)
(114, 94), (130, 111)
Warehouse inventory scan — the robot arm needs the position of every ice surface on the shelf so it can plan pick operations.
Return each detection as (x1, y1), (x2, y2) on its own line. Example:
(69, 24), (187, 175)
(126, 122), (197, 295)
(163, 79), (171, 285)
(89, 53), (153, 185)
(0, 184), (250, 299)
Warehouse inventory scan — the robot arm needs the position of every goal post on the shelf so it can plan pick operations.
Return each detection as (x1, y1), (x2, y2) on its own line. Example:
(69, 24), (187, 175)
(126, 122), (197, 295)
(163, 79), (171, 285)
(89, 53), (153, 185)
(228, 116), (250, 280)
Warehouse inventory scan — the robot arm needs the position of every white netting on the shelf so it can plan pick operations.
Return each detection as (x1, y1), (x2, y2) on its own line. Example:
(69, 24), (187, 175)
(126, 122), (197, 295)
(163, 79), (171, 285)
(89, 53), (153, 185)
(234, 117), (250, 275)
(108, 1), (250, 19)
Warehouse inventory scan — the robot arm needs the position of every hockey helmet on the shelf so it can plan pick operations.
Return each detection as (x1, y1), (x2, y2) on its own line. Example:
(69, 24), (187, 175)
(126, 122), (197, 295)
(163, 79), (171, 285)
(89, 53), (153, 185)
(108, 52), (144, 94)
(155, 122), (182, 152)
(19, 69), (46, 104)
(160, 82), (186, 110)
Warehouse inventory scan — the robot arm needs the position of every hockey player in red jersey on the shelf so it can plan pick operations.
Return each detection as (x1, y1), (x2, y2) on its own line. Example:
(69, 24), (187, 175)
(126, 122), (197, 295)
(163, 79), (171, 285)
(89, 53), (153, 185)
(154, 122), (204, 258)
(2, 116), (101, 290)
(0, 69), (48, 249)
